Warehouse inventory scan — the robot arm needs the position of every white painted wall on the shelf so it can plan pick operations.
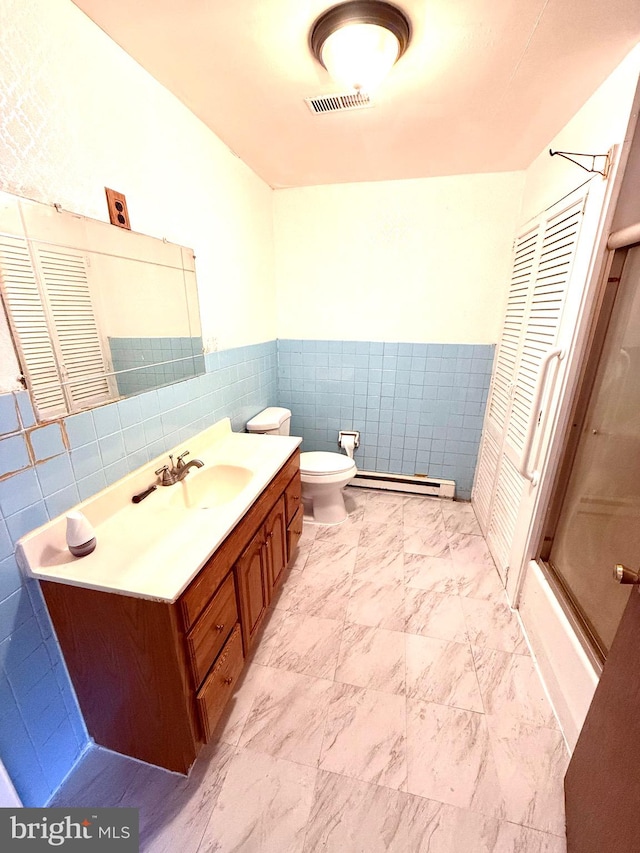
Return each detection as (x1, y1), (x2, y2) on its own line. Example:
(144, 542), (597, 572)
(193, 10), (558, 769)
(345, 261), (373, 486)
(273, 171), (525, 344)
(0, 0), (276, 352)
(521, 44), (640, 225)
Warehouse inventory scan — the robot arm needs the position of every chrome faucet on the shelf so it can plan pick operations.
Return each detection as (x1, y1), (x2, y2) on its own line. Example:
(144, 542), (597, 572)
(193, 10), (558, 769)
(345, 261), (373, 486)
(155, 450), (204, 486)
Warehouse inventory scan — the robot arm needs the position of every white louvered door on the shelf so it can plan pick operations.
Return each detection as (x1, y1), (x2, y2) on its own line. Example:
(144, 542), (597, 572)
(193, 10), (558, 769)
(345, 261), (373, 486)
(473, 186), (591, 584)
(0, 235), (67, 416)
(0, 236), (111, 417)
(32, 245), (111, 410)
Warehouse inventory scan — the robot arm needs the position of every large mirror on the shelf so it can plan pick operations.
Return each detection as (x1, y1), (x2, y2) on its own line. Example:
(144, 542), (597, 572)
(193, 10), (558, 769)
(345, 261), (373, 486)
(0, 192), (204, 421)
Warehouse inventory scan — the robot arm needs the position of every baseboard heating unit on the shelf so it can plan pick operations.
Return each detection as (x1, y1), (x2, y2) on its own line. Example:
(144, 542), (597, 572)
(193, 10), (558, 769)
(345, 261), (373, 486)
(351, 471), (455, 499)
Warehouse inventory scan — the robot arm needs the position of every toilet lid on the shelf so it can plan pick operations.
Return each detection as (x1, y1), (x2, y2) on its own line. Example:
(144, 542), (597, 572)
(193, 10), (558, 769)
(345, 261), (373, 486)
(300, 451), (355, 475)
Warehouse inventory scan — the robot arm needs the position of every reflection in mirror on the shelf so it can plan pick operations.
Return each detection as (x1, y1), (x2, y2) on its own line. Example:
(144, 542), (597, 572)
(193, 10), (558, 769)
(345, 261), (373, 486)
(0, 192), (204, 421)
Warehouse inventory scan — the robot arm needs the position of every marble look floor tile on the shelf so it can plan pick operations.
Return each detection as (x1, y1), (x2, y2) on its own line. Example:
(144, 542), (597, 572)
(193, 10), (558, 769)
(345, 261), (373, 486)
(404, 553), (459, 595)
(140, 742), (236, 853)
(461, 598), (529, 655)
(213, 663), (273, 746)
(454, 557), (507, 602)
(248, 607), (290, 666)
(404, 523), (451, 558)
(487, 716), (568, 837)
(405, 634), (483, 712)
(448, 531), (495, 565)
(335, 623), (405, 695)
(320, 683), (407, 790)
(405, 588), (468, 643)
(199, 748), (317, 853)
(238, 667), (334, 767)
(403, 495), (443, 527)
(303, 537), (358, 579)
(406, 699), (505, 819)
(362, 491), (405, 525)
(442, 501), (483, 537)
(302, 771), (410, 853)
(353, 522), (405, 585)
(274, 568), (352, 621)
(495, 822), (567, 853)
(342, 487), (368, 523)
(404, 795), (503, 853)
(288, 545), (311, 571)
(346, 578), (407, 631)
(313, 515), (363, 544)
(49, 745), (149, 808)
(268, 612), (342, 680)
(473, 646), (559, 729)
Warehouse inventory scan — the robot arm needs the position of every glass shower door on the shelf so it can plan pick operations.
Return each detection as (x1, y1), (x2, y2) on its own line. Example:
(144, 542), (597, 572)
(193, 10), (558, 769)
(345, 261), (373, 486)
(546, 245), (640, 658)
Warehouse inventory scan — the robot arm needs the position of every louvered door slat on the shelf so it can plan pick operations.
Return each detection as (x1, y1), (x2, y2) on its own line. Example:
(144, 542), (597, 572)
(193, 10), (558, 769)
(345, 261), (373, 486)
(505, 198), (585, 455)
(0, 236), (67, 415)
(484, 224), (540, 441)
(473, 429), (500, 534)
(487, 453), (524, 583)
(35, 247), (111, 407)
(472, 223), (541, 529)
(474, 186), (591, 583)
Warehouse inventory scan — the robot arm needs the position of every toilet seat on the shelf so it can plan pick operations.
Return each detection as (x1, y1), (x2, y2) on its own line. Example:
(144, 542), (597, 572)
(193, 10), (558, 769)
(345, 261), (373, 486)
(300, 451), (356, 477)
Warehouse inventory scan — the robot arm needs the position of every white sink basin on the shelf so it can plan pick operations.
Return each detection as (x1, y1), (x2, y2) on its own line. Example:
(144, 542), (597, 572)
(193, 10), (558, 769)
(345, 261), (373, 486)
(16, 418), (302, 602)
(169, 464), (254, 510)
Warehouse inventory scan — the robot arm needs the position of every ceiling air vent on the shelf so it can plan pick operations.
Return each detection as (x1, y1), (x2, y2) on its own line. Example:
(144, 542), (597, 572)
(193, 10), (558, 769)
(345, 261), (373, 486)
(305, 91), (372, 114)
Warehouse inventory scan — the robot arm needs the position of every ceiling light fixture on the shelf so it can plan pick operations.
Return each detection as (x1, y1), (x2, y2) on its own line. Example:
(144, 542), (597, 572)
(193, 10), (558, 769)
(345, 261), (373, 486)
(310, 1), (411, 94)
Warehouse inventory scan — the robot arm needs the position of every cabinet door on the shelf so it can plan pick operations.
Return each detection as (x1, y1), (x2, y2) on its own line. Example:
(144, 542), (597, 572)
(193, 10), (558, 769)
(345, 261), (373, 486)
(236, 530), (269, 653)
(265, 496), (287, 594)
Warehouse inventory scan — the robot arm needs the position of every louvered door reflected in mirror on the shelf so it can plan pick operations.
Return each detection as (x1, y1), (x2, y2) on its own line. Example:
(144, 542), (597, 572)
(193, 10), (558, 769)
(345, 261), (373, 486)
(0, 192), (204, 421)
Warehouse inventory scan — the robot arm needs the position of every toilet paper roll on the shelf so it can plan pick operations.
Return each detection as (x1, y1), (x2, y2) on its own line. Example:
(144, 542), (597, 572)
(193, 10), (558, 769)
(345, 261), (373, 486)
(339, 434), (356, 458)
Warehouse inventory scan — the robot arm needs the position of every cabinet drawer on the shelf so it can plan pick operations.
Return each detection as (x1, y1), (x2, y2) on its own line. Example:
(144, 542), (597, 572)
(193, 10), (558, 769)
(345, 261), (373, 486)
(287, 505), (304, 564)
(196, 624), (244, 742)
(186, 572), (238, 689)
(284, 472), (301, 525)
(180, 549), (235, 631)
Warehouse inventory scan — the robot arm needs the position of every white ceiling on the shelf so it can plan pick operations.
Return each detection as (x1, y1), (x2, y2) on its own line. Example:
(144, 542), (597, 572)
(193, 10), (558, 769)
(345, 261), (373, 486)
(71, 0), (640, 188)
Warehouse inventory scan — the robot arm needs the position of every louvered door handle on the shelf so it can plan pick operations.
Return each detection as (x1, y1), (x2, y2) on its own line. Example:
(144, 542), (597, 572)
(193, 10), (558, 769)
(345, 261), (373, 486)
(518, 347), (565, 486)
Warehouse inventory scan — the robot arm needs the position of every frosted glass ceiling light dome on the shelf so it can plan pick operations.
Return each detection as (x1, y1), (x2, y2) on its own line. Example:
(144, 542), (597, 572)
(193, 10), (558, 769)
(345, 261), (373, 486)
(310, 1), (411, 94)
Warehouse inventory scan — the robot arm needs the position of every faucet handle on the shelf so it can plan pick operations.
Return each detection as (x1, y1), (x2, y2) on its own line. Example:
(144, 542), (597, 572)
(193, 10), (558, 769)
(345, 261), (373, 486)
(154, 465), (176, 486)
(176, 450), (190, 468)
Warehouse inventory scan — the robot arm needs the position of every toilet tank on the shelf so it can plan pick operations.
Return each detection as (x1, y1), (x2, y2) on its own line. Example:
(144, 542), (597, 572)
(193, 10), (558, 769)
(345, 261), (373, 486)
(246, 407), (292, 436)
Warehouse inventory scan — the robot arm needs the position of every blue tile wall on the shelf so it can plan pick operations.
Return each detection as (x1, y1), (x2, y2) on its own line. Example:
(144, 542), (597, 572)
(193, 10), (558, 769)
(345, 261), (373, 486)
(0, 340), (276, 806)
(277, 340), (494, 501)
(0, 335), (493, 804)
(109, 336), (205, 396)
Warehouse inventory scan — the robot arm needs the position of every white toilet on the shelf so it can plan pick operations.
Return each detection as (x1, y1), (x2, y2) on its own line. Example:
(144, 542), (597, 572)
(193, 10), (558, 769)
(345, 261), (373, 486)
(246, 407), (357, 525)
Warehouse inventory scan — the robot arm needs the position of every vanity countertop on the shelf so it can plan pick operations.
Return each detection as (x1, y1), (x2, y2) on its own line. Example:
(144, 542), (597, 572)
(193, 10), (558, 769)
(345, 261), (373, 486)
(16, 418), (301, 602)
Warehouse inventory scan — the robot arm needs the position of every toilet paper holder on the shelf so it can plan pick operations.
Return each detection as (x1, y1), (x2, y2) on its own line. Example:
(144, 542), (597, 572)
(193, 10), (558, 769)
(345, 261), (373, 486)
(338, 430), (360, 450)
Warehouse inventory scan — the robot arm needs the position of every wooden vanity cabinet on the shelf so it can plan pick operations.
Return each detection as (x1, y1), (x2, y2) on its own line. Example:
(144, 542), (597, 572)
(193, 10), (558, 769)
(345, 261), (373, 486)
(40, 449), (301, 774)
(285, 473), (303, 561)
(236, 526), (269, 652)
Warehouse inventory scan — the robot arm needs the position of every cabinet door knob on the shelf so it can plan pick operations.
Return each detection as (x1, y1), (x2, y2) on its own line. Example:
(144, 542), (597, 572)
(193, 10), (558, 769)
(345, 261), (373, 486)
(222, 676), (233, 685)
(215, 623), (225, 632)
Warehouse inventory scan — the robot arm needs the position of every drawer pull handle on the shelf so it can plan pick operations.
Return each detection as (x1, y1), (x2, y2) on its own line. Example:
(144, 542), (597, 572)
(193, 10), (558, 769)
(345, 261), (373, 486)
(222, 676), (233, 685)
(215, 623), (225, 632)
(292, 495), (300, 502)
